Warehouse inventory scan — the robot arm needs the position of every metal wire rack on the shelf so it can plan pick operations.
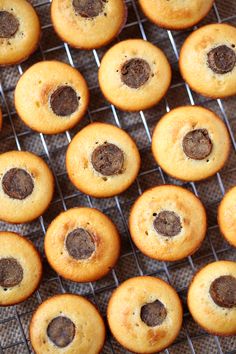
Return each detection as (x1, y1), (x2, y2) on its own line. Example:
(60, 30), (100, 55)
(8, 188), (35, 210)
(0, 0), (236, 353)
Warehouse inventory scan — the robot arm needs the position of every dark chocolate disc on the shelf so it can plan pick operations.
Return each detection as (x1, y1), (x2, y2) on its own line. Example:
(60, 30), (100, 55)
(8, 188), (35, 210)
(141, 300), (167, 327)
(0, 258), (23, 288)
(153, 211), (182, 237)
(0, 11), (19, 38)
(121, 58), (151, 89)
(47, 316), (75, 348)
(73, 0), (106, 18)
(50, 86), (79, 117)
(182, 129), (212, 160)
(210, 275), (236, 308)
(65, 228), (95, 260)
(207, 45), (236, 74)
(91, 143), (124, 176)
(2, 168), (34, 200)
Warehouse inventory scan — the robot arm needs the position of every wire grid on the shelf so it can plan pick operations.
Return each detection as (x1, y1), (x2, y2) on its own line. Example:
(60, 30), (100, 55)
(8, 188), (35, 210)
(0, 0), (236, 353)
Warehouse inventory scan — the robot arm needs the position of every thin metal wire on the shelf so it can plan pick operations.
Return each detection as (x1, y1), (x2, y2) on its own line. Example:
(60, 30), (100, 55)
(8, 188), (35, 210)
(0, 0), (235, 353)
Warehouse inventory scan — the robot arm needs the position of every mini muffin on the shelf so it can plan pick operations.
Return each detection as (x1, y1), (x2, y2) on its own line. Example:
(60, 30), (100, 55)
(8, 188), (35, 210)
(15, 60), (89, 134)
(0, 231), (42, 306)
(0, 0), (40, 66)
(98, 39), (172, 111)
(107, 276), (183, 353)
(0, 151), (54, 224)
(66, 122), (141, 198)
(45, 207), (120, 283)
(51, 0), (126, 50)
(129, 185), (207, 262)
(152, 106), (231, 182)
(188, 260), (236, 336)
(218, 186), (236, 248)
(179, 24), (236, 98)
(138, 0), (214, 30)
(30, 294), (105, 354)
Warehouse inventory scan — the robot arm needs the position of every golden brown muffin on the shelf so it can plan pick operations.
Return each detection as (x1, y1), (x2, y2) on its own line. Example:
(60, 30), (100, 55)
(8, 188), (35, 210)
(218, 186), (236, 248)
(51, 0), (127, 50)
(30, 294), (106, 354)
(129, 185), (207, 262)
(0, 231), (42, 306)
(15, 60), (89, 134)
(188, 260), (236, 336)
(0, 0), (40, 66)
(152, 106), (231, 182)
(0, 151), (54, 224)
(98, 39), (172, 112)
(45, 207), (120, 283)
(107, 276), (183, 353)
(66, 122), (141, 198)
(138, 0), (215, 30)
(179, 23), (236, 98)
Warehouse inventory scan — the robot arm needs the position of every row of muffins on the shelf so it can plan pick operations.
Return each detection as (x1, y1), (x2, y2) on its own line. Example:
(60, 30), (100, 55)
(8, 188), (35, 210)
(1, 230), (235, 353)
(5, 22), (236, 136)
(0, 0), (218, 66)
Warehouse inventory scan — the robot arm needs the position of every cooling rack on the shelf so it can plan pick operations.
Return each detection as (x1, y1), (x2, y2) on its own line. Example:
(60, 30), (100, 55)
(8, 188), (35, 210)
(0, 0), (236, 353)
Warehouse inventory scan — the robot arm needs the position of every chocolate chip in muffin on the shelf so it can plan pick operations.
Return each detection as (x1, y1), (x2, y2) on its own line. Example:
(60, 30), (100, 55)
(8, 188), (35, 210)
(182, 129), (212, 160)
(0, 11), (19, 38)
(141, 300), (167, 327)
(121, 58), (151, 89)
(2, 168), (34, 200)
(207, 45), (236, 74)
(91, 143), (124, 176)
(73, 0), (106, 18)
(66, 228), (95, 260)
(209, 275), (236, 309)
(153, 211), (182, 237)
(47, 316), (76, 348)
(0, 258), (23, 288)
(50, 86), (79, 117)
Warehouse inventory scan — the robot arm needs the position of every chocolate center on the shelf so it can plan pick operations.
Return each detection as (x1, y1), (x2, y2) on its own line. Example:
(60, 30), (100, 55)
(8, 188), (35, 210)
(0, 11), (19, 38)
(207, 45), (236, 74)
(50, 86), (79, 117)
(141, 300), (167, 327)
(47, 316), (75, 348)
(91, 143), (124, 176)
(121, 58), (151, 89)
(72, 0), (106, 18)
(153, 211), (182, 237)
(0, 258), (23, 288)
(65, 228), (95, 260)
(209, 275), (236, 309)
(182, 129), (212, 160)
(2, 168), (34, 200)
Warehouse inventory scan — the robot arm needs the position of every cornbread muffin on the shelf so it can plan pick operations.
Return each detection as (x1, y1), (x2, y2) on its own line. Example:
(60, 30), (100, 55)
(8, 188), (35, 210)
(129, 185), (207, 262)
(30, 294), (105, 354)
(107, 276), (183, 353)
(188, 261), (236, 336)
(15, 61), (89, 134)
(0, 0), (40, 66)
(152, 106), (230, 182)
(66, 122), (141, 198)
(138, 0), (214, 30)
(0, 151), (54, 224)
(218, 186), (236, 248)
(179, 24), (236, 98)
(0, 231), (42, 306)
(51, 0), (126, 50)
(45, 207), (120, 282)
(98, 39), (172, 111)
